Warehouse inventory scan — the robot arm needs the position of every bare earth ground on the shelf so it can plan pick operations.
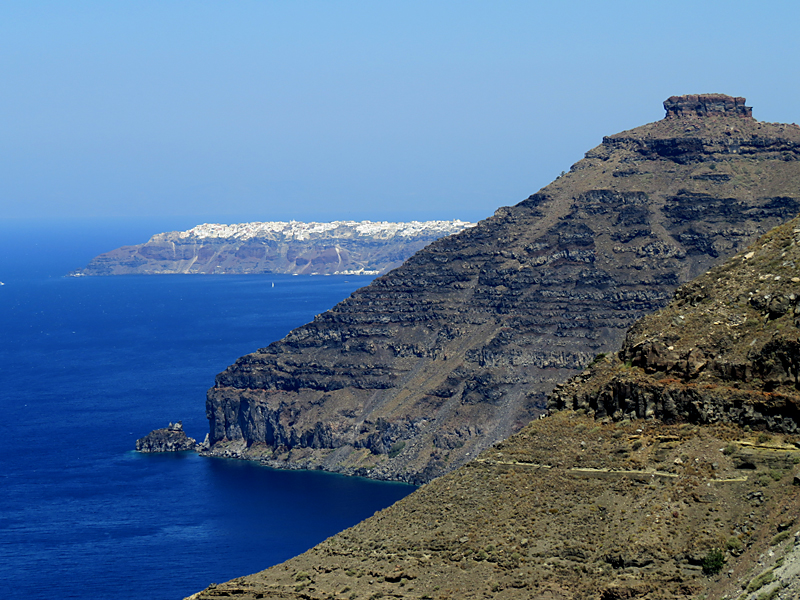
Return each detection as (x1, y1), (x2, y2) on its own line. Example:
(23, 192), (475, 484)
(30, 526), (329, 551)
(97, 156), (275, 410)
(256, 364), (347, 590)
(186, 410), (800, 600)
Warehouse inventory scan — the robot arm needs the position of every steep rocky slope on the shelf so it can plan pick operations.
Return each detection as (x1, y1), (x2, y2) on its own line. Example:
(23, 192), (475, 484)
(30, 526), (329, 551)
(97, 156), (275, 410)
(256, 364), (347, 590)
(205, 95), (800, 484)
(74, 220), (474, 276)
(185, 198), (800, 600)
(548, 214), (800, 431)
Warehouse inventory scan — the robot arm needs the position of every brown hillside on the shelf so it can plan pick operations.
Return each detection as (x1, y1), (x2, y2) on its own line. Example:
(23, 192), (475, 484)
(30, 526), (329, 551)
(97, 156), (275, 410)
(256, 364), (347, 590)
(186, 410), (800, 600)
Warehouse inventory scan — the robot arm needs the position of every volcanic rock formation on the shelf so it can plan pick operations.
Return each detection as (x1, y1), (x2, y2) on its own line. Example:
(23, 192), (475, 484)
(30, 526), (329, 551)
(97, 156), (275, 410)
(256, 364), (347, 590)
(186, 189), (800, 600)
(205, 95), (800, 484)
(135, 422), (198, 452)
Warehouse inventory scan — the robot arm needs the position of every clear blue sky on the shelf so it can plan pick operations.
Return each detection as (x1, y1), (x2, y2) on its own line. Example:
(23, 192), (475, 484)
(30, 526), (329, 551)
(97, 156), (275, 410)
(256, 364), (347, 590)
(2, 0), (799, 229)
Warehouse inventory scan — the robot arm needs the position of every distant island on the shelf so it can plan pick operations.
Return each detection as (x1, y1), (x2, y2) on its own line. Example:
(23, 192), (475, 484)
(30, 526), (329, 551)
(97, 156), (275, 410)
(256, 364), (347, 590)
(72, 219), (475, 276)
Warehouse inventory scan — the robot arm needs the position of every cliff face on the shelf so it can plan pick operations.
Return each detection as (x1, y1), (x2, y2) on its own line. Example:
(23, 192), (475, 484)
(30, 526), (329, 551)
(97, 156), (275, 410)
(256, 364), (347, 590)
(186, 179), (800, 600)
(549, 213), (800, 433)
(206, 95), (800, 483)
(75, 220), (475, 276)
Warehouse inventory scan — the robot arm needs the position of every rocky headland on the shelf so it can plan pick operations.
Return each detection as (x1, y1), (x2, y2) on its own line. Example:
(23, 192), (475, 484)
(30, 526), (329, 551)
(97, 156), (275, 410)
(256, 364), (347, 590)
(135, 421), (199, 452)
(203, 94), (800, 484)
(74, 220), (475, 276)
(185, 181), (800, 600)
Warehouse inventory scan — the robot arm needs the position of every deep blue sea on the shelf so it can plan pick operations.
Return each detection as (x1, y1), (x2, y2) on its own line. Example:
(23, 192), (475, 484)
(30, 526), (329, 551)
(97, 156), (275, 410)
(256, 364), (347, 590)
(0, 220), (414, 600)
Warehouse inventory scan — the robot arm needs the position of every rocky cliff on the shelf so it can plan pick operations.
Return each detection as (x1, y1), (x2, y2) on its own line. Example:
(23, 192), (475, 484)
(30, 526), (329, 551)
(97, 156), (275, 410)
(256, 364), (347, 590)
(74, 220), (474, 276)
(185, 184), (800, 600)
(548, 213), (800, 433)
(204, 95), (800, 484)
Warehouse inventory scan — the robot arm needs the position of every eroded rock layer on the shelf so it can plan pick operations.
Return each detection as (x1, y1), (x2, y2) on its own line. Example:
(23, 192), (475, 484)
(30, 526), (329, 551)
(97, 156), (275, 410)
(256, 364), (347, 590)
(206, 95), (800, 483)
(549, 214), (800, 432)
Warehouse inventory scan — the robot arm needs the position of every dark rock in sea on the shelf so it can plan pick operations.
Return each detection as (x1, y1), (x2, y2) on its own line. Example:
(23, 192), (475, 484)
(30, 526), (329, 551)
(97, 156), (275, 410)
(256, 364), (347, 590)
(204, 94), (800, 483)
(135, 422), (197, 452)
(549, 213), (800, 433)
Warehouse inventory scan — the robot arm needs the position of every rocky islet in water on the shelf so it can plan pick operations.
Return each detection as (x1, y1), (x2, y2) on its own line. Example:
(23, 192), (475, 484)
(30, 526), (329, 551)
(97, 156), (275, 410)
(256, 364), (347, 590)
(135, 421), (204, 453)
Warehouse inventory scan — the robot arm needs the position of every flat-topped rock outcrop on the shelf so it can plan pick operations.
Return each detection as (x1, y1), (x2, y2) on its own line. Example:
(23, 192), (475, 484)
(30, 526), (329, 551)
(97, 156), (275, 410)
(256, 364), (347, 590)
(664, 93), (753, 118)
(205, 95), (800, 484)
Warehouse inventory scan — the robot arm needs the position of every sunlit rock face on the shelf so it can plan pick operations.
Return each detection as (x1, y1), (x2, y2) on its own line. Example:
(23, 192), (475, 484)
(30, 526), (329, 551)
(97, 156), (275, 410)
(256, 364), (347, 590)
(205, 95), (800, 483)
